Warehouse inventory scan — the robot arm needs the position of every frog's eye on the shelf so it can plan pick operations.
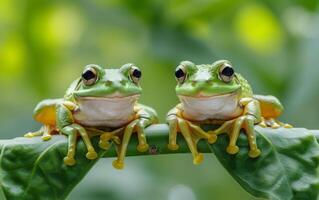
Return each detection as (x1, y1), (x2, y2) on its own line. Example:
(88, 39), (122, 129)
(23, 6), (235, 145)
(82, 67), (98, 86)
(175, 66), (186, 83)
(130, 66), (142, 84)
(219, 64), (234, 83)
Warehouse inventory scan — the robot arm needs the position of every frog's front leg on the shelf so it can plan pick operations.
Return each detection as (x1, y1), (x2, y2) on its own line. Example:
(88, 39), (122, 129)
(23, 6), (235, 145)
(112, 117), (152, 170)
(56, 103), (98, 166)
(167, 106), (217, 165)
(213, 98), (261, 158)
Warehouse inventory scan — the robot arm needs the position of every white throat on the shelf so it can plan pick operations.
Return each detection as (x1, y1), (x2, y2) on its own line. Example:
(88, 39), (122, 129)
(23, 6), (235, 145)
(74, 95), (139, 128)
(179, 92), (243, 121)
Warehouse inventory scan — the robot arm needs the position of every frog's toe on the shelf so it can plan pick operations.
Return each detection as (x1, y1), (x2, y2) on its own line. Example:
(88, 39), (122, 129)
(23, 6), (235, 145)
(167, 143), (180, 151)
(226, 145), (239, 155)
(64, 157), (76, 166)
(249, 148), (261, 158)
(284, 123), (293, 128)
(41, 135), (52, 141)
(86, 151), (98, 160)
(99, 141), (111, 150)
(271, 123), (281, 129)
(207, 132), (217, 144)
(137, 144), (149, 152)
(258, 122), (267, 128)
(193, 153), (204, 165)
(112, 159), (125, 170)
(24, 133), (34, 138)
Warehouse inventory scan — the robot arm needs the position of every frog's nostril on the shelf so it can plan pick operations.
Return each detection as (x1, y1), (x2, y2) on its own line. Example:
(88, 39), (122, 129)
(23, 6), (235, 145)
(105, 81), (112, 86)
(120, 80), (126, 85)
(206, 79), (213, 84)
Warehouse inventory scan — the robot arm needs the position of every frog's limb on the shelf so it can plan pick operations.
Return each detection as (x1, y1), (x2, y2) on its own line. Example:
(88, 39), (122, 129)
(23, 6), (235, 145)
(167, 115), (179, 150)
(62, 126), (77, 166)
(213, 98), (261, 158)
(60, 124), (98, 166)
(112, 119), (139, 170)
(167, 106), (215, 165)
(136, 118), (151, 152)
(188, 123), (217, 144)
(56, 103), (98, 166)
(112, 105), (157, 170)
(24, 125), (55, 141)
(91, 128), (123, 150)
(178, 118), (204, 165)
(26, 99), (63, 141)
(24, 128), (44, 138)
(253, 95), (292, 128)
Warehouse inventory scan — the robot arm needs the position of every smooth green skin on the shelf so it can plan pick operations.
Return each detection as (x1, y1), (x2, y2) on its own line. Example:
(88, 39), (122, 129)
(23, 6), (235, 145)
(65, 64), (142, 100)
(175, 60), (253, 98)
(168, 60), (288, 164)
(34, 64), (143, 117)
(55, 63), (144, 129)
(1, 125), (319, 199)
(31, 64), (157, 166)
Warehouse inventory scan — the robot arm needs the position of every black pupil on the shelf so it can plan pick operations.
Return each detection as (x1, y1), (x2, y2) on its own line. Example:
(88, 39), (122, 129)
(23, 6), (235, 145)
(132, 69), (142, 78)
(82, 70), (96, 80)
(175, 68), (185, 78)
(222, 67), (234, 77)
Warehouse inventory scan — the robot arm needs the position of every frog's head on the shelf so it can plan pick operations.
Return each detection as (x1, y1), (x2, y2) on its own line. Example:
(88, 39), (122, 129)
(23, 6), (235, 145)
(68, 64), (142, 100)
(174, 60), (241, 97)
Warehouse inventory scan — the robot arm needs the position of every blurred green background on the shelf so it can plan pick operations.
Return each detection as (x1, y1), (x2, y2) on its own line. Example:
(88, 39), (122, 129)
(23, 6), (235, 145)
(1, 0), (319, 199)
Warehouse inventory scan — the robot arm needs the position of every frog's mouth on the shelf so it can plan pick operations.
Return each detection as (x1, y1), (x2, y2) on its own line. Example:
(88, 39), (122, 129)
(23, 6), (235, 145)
(178, 88), (240, 99)
(75, 92), (140, 100)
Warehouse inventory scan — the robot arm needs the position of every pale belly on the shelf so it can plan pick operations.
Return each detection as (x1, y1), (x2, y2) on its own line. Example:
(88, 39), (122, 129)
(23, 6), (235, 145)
(179, 92), (243, 121)
(73, 96), (138, 128)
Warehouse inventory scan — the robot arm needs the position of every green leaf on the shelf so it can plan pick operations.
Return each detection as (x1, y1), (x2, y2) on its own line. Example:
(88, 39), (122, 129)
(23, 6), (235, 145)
(208, 127), (319, 200)
(1, 125), (319, 200)
(0, 136), (106, 200)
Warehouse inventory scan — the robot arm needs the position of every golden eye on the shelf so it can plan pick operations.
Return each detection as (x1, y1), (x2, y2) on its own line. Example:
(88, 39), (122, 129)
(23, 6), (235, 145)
(175, 65), (186, 83)
(82, 67), (98, 86)
(130, 66), (142, 84)
(219, 64), (234, 83)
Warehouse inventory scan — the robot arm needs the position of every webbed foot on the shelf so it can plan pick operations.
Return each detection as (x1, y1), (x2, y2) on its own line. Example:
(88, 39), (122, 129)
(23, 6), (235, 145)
(86, 150), (98, 160)
(64, 156), (76, 166)
(167, 143), (180, 151)
(259, 117), (292, 129)
(112, 159), (125, 170)
(41, 135), (52, 141)
(193, 153), (204, 165)
(137, 144), (149, 152)
(25, 125), (55, 141)
(226, 145), (239, 155)
(24, 132), (38, 138)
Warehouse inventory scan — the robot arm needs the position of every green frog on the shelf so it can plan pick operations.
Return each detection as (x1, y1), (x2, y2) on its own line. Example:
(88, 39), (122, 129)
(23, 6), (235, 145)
(25, 64), (158, 169)
(167, 60), (291, 164)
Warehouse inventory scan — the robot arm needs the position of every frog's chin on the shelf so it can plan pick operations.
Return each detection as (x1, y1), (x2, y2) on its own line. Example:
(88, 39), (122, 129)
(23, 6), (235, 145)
(178, 91), (243, 121)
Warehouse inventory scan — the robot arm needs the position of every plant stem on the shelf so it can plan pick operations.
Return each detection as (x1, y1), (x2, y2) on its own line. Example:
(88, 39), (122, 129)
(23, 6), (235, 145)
(101, 124), (211, 158)
(101, 124), (319, 158)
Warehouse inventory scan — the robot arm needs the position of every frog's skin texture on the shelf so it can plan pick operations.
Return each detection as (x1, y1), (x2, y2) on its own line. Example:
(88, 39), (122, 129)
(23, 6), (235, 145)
(167, 60), (291, 164)
(25, 64), (158, 169)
